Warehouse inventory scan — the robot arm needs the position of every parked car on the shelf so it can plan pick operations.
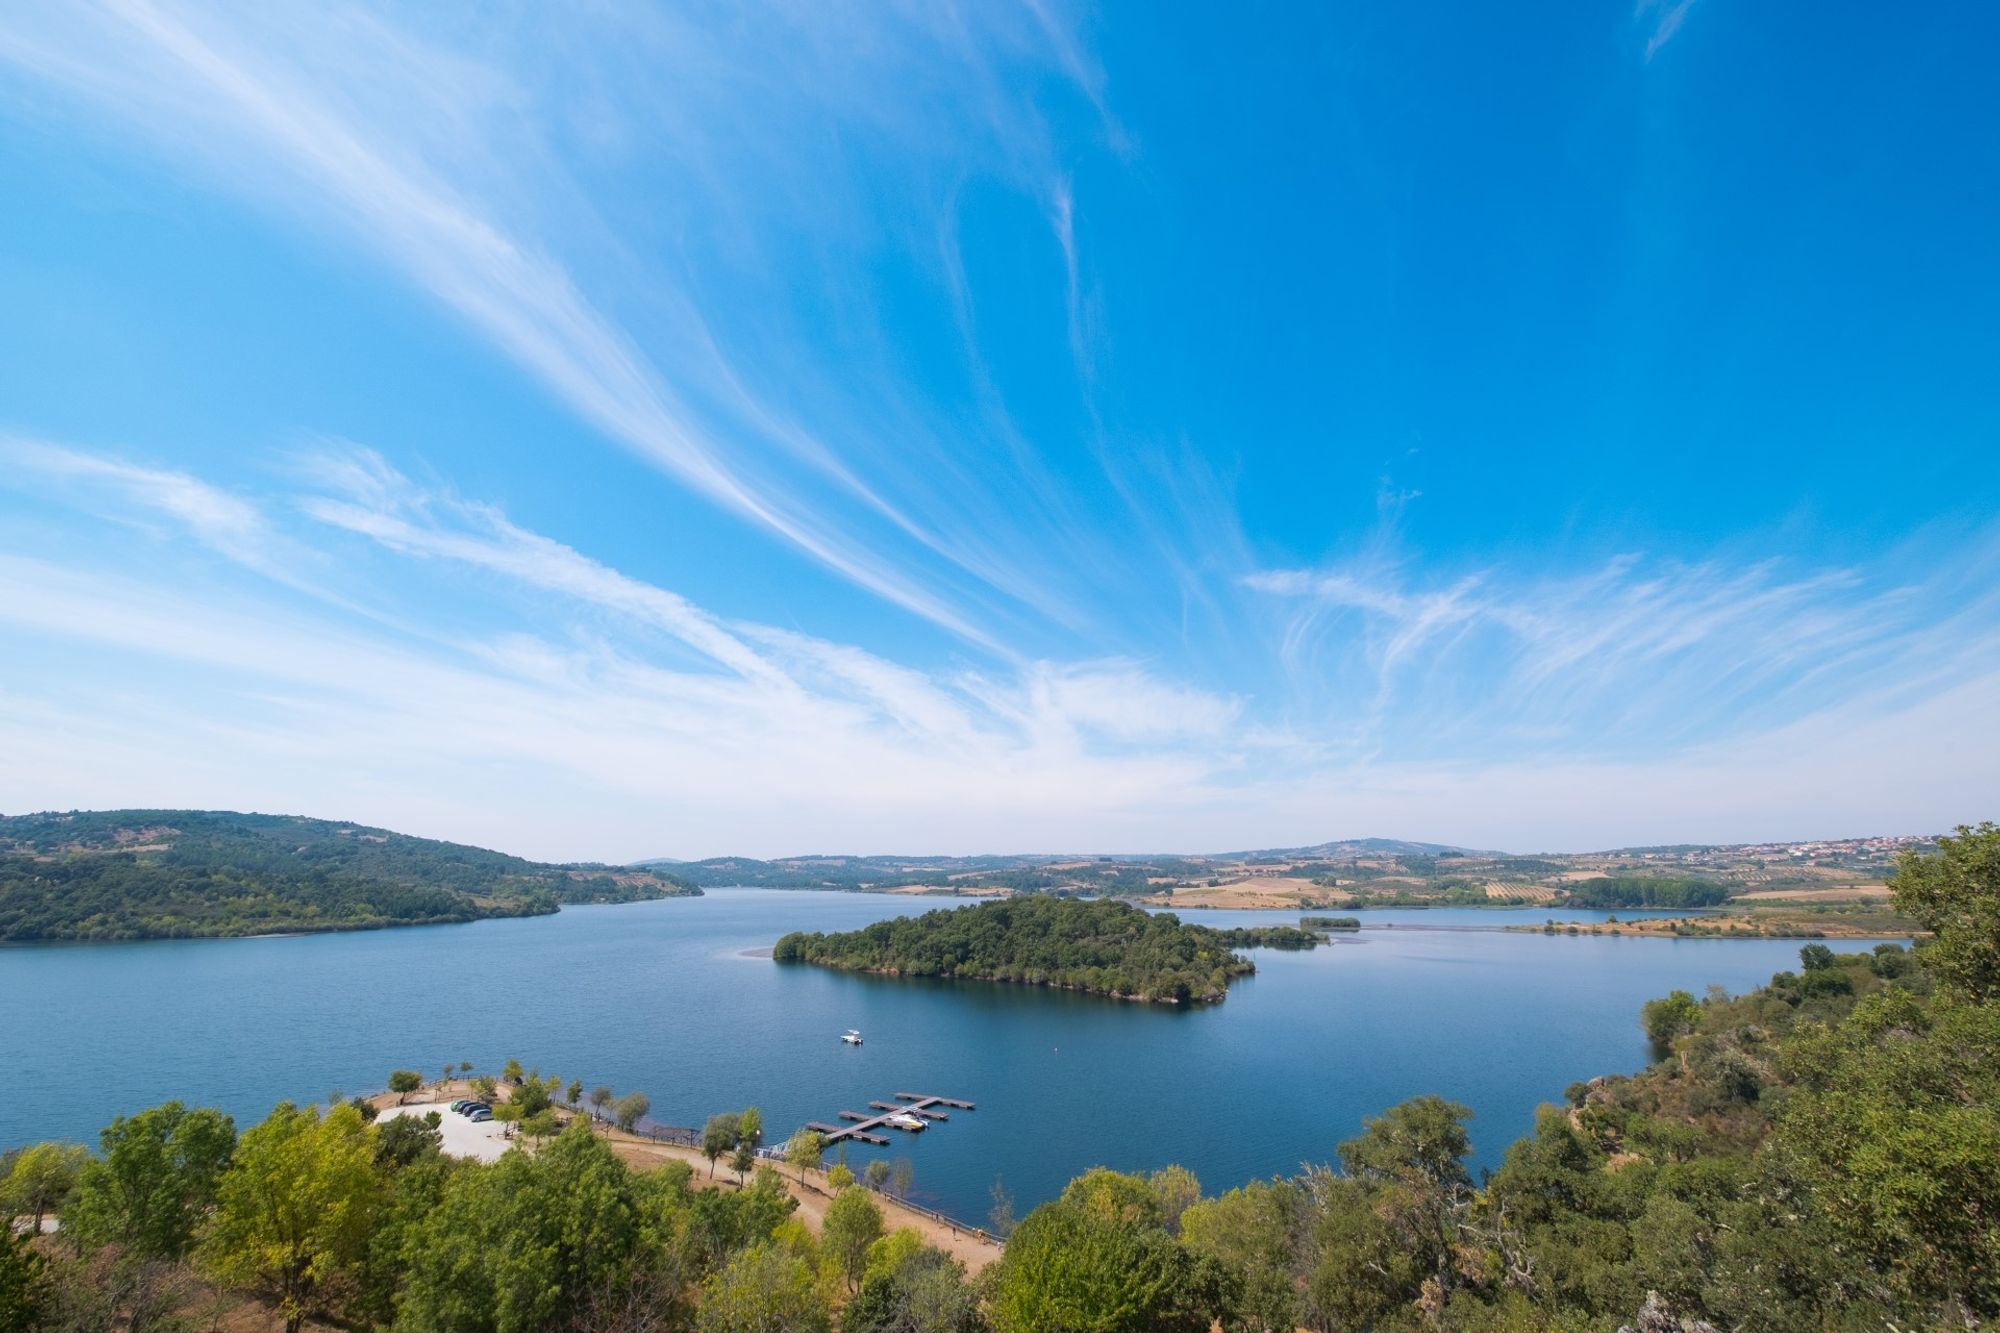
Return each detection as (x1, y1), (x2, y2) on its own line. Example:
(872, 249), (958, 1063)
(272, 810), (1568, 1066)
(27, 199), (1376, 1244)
(458, 1101), (490, 1117)
(466, 1108), (493, 1123)
(448, 1099), (469, 1113)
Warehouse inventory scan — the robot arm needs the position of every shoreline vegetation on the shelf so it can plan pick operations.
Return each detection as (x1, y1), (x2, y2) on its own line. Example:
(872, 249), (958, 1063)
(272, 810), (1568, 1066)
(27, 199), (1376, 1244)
(773, 896), (1319, 1004)
(7, 824), (1996, 1331)
(0, 810), (697, 943)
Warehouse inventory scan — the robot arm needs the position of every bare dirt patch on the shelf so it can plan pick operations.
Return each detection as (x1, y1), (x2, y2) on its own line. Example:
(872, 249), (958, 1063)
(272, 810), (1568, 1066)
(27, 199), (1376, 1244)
(1737, 885), (1891, 902)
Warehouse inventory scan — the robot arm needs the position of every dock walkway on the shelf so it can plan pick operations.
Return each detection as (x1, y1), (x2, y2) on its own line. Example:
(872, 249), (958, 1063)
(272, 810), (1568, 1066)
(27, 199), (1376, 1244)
(806, 1092), (976, 1146)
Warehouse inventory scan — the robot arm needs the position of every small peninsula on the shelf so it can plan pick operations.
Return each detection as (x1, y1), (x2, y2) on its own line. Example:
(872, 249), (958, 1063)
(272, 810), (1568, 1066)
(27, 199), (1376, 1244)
(772, 895), (1318, 1004)
(0, 809), (698, 942)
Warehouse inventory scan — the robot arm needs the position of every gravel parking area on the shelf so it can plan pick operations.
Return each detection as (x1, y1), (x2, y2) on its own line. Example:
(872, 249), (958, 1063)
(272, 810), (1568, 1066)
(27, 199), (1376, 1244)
(378, 1100), (511, 1162)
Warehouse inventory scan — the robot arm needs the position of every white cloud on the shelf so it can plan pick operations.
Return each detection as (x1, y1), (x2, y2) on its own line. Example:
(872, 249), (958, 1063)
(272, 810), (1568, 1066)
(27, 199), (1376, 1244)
(0, 0), (1142, 652)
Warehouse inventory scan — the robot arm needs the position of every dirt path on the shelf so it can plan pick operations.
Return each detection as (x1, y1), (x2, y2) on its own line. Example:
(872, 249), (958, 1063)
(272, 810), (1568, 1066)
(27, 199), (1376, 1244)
(370, 1080), (1005, 1273)
(605, 1132), (1004, 1274)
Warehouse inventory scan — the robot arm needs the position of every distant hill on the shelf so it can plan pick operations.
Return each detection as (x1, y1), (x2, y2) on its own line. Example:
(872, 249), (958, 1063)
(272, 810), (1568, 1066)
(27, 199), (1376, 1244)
(650, 839), (1503, 893)
(0, 809), (697, 942)
(1227, 837), (1503, 859)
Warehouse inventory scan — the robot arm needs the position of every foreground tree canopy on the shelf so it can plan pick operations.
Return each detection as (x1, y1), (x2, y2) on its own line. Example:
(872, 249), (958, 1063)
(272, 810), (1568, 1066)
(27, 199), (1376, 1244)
(5, 824), (1997, 1330)
(773, 895), (1318, 1003)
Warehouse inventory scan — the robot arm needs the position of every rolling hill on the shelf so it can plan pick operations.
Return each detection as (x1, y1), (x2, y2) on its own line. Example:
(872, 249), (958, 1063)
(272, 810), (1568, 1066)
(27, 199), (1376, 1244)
(0, 809), (697, 941)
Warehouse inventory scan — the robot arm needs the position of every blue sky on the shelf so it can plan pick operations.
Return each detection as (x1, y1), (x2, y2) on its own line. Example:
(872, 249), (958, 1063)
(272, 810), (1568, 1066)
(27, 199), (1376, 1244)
(1, 1), (1996, 859)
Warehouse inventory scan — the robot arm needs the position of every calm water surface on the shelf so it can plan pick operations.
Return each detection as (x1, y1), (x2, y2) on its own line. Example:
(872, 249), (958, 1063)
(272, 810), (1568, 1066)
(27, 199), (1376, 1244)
(2, 891), (1880, 1224)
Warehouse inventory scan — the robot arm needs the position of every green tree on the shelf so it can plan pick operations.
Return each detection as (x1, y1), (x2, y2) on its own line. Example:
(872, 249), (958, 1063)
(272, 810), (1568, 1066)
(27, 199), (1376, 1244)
(847, 1236), (984, 1333)
(703, 1112), (741, 1178)
(1181, 1179), (1301, 1333)
(696, 1243), (831, 1332)
(400, 1121), (642, 1332)
(1148, 1165), (1201, 1234)
(1335, 1096), (1474, 1306)
(730, 1138), (756, 1184)
(388, 1069), (423, 1103)
(502, 1057), (524, 1085)
(863, 1159), (891, 1193)
(201, 1101), (380, 1333)
(989, 1188), (1230, 1333)
(1778, 982), (2000, 1315)
(511, 1078), (553, 1120)
(892, 1157), (914, 1200)
(739, 1106), (764, 1149)
(786, 1130), (825, 1184)
(822, 1185), (885, 1291)
(614, 1091), (652, 1134)
(1641, 988), (1704, 1050)
(2, 1142), (88, 1232)
(566, 1078), (583, 1108)
(590, 1085), (614, 1122)
(1894, 822), (2000, 1001)
(373, 1112), (443, 1171)
(1799, 943), (1837, 971)
(65, 1100), (236, 1260)
(0, 1228), (45, 1332)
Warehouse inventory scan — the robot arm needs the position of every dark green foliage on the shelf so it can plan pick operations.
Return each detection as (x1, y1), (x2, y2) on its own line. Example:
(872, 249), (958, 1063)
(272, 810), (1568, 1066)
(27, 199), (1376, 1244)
(1561, 876), (1730, 909)
(1892, 820), (2000, 1000)
(990, 1170), (1235, 1332)
(64, 1100), (236, 1260)
(1640, 988), (1702, 1049)
(374, 1112), (443, 1170)
(774, 896), (1312, 1003)
(398, 1121), (647, 1331)
(0, 808), (696, 941)
(0, 1228), (44, 1330)
(846, 1240), (988, 1333)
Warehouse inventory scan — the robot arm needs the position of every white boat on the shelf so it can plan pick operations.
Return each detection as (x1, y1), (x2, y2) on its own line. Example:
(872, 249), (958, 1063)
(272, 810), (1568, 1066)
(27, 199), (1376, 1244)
(840, 1029), (864, 1045)
(886, 1112), (926, 1131)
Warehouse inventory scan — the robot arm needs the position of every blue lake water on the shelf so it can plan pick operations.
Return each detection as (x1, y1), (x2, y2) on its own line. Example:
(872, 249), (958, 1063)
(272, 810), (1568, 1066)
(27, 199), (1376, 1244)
(1, 890), (1884, 1225)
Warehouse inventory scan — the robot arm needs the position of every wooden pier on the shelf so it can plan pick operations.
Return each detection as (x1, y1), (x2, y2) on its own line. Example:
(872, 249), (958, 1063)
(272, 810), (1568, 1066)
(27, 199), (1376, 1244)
(805, 1092), (976, 1146)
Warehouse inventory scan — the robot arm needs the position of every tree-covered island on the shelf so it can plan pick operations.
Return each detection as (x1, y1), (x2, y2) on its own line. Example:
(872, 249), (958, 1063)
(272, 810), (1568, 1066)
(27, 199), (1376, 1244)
(772, 895), (1318, 1003)
(0, 809), (698, 942)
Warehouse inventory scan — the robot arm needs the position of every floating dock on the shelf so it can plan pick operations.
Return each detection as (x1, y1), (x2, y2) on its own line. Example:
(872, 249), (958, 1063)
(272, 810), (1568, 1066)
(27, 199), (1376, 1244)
(805, 1092), (976, 1146)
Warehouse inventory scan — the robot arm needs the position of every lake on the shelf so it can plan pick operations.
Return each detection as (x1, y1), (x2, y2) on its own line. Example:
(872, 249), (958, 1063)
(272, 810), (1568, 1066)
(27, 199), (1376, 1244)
(1, 890), (1878, 1226)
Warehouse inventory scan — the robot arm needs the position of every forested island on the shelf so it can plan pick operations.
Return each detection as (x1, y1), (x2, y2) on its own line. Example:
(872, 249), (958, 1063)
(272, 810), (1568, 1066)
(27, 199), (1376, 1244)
(5, 824), (1996, 1331)
(772, 896), (1317, 1003)
(0, 810), (697, 942)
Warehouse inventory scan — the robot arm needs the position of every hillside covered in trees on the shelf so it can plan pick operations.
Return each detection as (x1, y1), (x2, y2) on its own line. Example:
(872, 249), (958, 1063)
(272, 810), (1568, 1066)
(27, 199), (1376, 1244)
(0, 809), (696, 941)
(772, 896), (1317, 1003)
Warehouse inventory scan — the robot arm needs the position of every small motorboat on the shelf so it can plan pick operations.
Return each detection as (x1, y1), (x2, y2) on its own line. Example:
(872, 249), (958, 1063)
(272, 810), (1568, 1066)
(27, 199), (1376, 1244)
(840, 1029), (864, 1045)
(886, 1112), (926, 1132)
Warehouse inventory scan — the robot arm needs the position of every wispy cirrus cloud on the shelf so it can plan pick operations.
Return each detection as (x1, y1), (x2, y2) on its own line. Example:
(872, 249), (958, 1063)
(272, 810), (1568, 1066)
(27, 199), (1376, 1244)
(0, 0), (1123, 649)
(4, 437), (1996, 857)
(1637, 0), (1699, 59)
(0, 436), (1266, 854)
(1246, 537), (2000, 759)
